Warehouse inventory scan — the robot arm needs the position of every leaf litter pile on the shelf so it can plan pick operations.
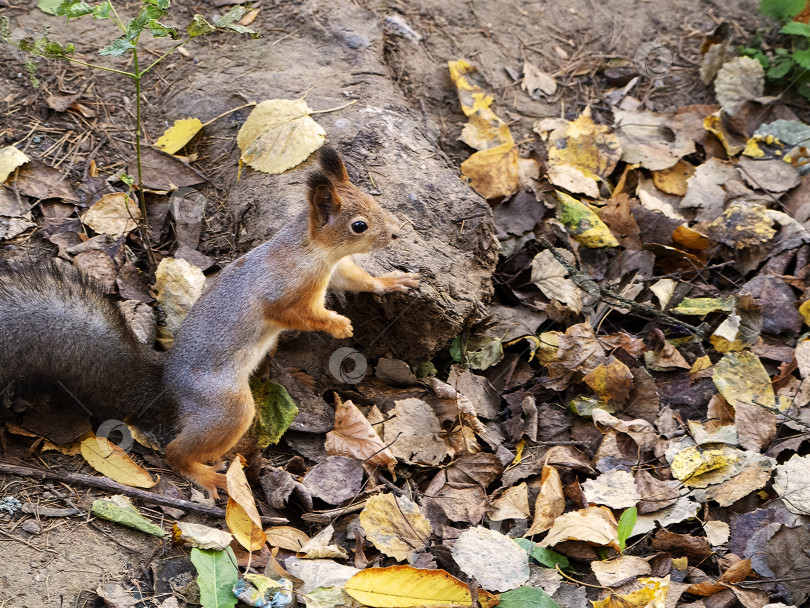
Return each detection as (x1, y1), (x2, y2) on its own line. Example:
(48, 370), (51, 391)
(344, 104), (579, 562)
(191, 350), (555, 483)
(3, 6), (810, 608)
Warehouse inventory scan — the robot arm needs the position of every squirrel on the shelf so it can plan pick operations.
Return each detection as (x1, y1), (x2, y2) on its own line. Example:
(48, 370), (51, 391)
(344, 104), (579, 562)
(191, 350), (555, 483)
(0, 146), (419, 498)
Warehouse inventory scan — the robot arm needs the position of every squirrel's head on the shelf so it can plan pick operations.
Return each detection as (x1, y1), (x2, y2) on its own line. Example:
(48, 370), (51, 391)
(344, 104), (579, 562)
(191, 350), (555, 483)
(307, 146), (401, 257)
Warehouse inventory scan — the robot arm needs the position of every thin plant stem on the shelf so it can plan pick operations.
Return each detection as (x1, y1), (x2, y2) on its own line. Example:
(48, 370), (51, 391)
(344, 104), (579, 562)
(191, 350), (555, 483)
(139, 39), (190, 77)
(309, 99), (358, 114)
(132, 47), (156, 268)
(107, 1), (128, 32)
(201, 102), (257, 127)
(62, 56), (134, 77)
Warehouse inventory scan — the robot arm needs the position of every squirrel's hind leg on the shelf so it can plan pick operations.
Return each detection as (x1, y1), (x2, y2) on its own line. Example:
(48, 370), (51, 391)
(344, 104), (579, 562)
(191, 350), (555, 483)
(164, 386), (255, 499)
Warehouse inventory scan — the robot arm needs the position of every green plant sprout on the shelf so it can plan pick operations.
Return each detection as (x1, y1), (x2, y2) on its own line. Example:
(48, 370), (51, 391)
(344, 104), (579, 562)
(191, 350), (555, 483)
(0, 0), (259, 265)
(740, 0), (810, 101)
(617, 506), (637, 553)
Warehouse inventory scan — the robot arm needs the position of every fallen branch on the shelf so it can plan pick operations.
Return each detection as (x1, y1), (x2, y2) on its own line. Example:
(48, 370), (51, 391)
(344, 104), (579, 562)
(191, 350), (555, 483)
(535, 235), (710, 340)
(0, 462), (287, 526)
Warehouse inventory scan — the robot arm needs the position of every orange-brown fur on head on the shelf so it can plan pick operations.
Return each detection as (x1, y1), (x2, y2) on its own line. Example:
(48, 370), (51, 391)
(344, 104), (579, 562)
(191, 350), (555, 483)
(307, 146), (400, 257)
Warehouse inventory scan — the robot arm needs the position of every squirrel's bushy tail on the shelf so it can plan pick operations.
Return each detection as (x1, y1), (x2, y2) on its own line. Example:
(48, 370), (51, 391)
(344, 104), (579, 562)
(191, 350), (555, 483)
(0, 261), (165, 423)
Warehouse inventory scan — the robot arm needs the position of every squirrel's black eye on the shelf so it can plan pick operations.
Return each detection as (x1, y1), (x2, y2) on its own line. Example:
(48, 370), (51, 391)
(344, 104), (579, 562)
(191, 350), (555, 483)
(351, 221), (368, 234)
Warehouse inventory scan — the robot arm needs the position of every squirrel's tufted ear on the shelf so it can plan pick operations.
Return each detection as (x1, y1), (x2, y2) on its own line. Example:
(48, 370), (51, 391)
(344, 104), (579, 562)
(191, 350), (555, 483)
(307, 170), (341, 228)
(318, 145), (349, 182)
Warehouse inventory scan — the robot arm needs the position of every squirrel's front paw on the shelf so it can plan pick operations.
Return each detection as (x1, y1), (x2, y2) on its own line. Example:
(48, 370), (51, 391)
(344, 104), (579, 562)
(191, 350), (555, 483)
(376, 271), (420, 294)
(328, 314), (354, 339)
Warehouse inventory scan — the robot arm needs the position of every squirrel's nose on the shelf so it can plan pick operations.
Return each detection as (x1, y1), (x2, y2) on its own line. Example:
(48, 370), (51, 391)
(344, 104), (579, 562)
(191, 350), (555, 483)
(390, 224), (401, 240)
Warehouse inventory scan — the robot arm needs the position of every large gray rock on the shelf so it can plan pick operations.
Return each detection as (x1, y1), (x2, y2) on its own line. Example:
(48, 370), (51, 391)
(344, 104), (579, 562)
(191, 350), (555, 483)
(161, 0), (498, 365)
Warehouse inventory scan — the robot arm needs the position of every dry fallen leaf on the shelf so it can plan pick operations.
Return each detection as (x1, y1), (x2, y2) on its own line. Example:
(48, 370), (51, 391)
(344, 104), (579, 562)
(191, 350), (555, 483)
(522, 61), (557, 97)
(225, 458), (267, 552)
(299, 524), (349, 559)
(592, 576), (670, 608)
(80, 435), (157, 489)
(383, 398), (448, 465)
(82, 193), (141, 239)
(0, 146), (30, 183)
(557, 191), (619, 248)
(546, 111), (621, 197)
(524, 465), (565, 536)
(715, 56), (764, 114)
(530, 249), (582, 313)
(450, 526), (529, 592)
(359, 493), (431, 562)
(344, 565), (499, 608)
(582, 470), (641, 510)
(325, 399), (396, 472)
(460, 142), (519, 199)
(448, 58), (514, 151)
(153, 257), (206, 333)
(154, 118), (204, 155)
(172, 522), (233, 550)
(489, 482), (530, 521)
(237, 98), (326, 174)
(540, 506), (620, 552)
(264, 526), (310, 552)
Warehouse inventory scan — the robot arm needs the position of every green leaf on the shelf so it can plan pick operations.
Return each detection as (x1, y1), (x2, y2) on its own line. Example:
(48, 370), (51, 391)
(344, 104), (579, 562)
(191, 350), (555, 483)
(92, 1), (111, 19)
(221, 23), (258, 36)
(215, 5), (248, 27)
(514, 538), (570, 569)
(144, 0), (170, 9)
(781, 21), (810, 36)
(768, 58), (794, 79)
(464, 335), (504, 370)
(617, 507), (637, 552)
(759, 0), (806, 19)
(190, 547), (239, 608)
(91, 498), (168, 537)
(56, 0), (94, 18)
(250, 378), (298, 448)
(187, 14), (216, 38)
(146, 19), (180, 39)
(99, 36), (136, 56)
(38, 0), (63, 15)
(794, 48), (810, 69)
(500, 587), (562, 608)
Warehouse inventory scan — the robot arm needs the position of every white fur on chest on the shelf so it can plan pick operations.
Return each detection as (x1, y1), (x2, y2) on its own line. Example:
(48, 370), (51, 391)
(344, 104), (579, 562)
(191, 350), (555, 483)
(238, 326), (283, 379)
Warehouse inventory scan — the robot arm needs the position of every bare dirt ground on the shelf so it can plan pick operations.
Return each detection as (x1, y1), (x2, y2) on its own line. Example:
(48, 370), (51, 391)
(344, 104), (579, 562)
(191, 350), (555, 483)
(0, 0), (769, 605)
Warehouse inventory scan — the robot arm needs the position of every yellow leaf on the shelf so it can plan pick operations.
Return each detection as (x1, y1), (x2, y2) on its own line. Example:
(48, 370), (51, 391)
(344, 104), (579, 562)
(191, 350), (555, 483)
(712, 351), (775, 409)
(264, 525), (310, 552)
(237, 98), (326, 174)
(154, 118), (204, 155)
(652, 160), (695, 196)
(0, 146), (30, 183)
(671, 224), (710, 250)
(546, 111), (621, 196)
(82, 192), (141, 238)
(592, 576), (670, 608)
(359, 494), (432, 562)
(80, 435), (157, 488)
(226, 498), (267, 552)
(460, 142), (519, 199)
(344, 565), (499, 608)
(670, 446), (739, 483)
(705, 202), (775, 249)
(583, 356), (634, 403)
(689, 355), (713, 375)
(225, 458), (267, 551)
(556, 191), (619, 248)
(448, 59), (513, 151)
(799, 300), (810, 326)
(673, 297), (734, 316)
